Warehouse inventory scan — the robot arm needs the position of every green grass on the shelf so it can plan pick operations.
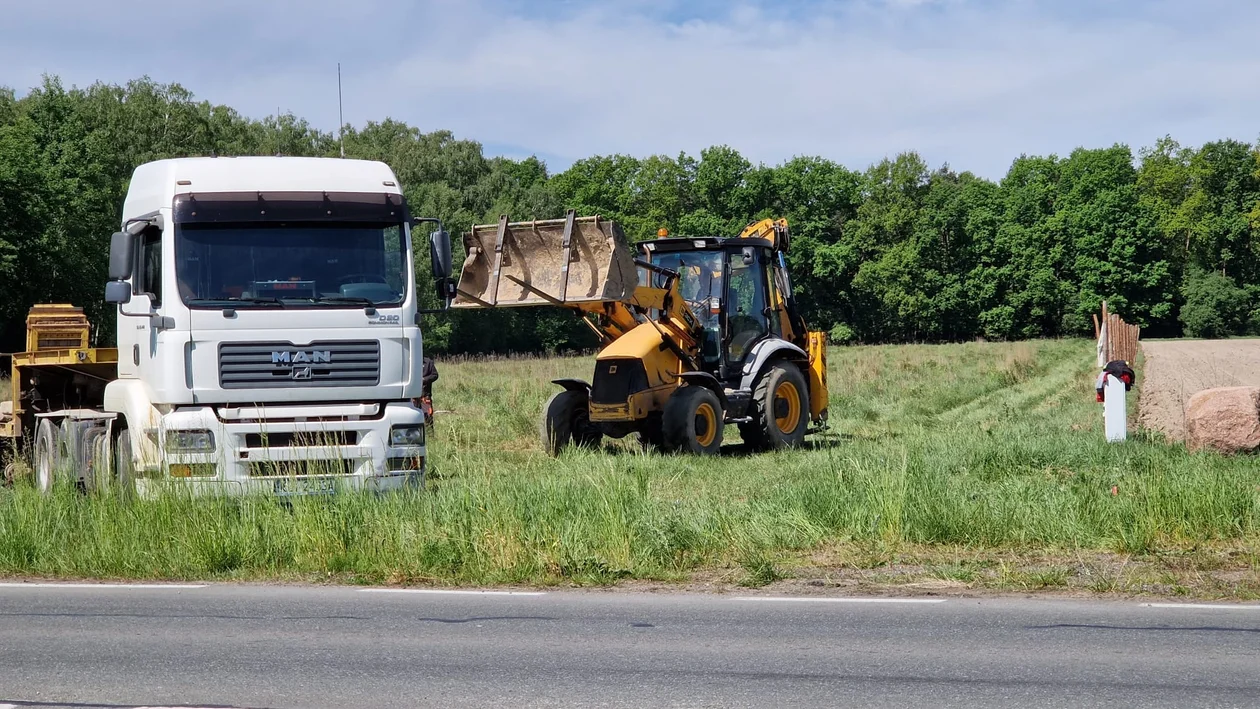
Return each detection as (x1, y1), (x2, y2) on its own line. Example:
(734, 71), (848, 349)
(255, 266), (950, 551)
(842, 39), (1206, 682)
(2, 339), (1259, 595)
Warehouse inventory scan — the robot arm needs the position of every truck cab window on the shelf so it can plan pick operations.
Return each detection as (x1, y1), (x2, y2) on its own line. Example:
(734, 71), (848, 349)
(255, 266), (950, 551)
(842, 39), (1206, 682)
(138, 229), (162, 305)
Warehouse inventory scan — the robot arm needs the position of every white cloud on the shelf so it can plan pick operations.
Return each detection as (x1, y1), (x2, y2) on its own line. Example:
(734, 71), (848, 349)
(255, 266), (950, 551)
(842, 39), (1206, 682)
(2, 0), (1258, 178)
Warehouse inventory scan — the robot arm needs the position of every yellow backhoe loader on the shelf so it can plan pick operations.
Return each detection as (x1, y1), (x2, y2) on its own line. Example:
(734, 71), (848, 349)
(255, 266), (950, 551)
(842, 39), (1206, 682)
(453, 211), (828, 454)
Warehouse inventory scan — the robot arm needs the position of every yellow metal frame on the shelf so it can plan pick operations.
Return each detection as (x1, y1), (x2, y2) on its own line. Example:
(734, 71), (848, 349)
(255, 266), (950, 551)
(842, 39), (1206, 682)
(806, 331), (828, 422)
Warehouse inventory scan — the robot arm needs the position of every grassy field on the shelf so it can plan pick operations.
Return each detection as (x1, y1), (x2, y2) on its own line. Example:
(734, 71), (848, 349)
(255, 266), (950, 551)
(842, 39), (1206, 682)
(1, 339), (1258, 597)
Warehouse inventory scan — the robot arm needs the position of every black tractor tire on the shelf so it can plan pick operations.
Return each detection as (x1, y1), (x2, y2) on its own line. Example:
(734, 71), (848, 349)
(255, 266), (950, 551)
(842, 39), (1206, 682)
(539, 390), (603, 456)
(740, 362), (810, 451)
(662, 386), (724, 455)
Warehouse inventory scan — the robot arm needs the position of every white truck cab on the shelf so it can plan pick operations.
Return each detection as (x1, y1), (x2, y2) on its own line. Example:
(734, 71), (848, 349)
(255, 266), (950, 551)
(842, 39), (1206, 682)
(87, 156), (455, 495)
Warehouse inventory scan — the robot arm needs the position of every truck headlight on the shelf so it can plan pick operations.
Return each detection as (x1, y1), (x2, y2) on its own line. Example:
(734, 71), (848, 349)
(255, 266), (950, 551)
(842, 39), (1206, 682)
(166, 430), (215, 452)
(389, 425), (425, 447)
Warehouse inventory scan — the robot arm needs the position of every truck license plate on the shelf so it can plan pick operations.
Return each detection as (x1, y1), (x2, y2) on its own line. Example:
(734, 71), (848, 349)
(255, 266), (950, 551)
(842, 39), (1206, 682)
(273, 477), (337, 496)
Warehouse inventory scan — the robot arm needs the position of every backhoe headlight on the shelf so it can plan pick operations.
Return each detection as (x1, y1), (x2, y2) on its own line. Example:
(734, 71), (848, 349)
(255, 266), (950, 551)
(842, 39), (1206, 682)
(166, 430), (215, 452)
(390, 425), (425, 447)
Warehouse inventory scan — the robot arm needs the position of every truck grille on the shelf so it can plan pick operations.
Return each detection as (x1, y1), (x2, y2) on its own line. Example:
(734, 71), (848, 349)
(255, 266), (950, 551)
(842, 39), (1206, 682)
(219, 341), (380, 389)
(248, 459), (355, 477)
(244, 431), (358, 448)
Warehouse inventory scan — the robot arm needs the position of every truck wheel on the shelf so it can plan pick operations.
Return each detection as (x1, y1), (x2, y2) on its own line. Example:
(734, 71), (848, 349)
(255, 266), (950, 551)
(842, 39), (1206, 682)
(113, 424), (136, 496)
(540, 390), (602, 456)
(742, 362), (810, 451)
(34, 419), (56, 494)
(662, 386), (723, 455)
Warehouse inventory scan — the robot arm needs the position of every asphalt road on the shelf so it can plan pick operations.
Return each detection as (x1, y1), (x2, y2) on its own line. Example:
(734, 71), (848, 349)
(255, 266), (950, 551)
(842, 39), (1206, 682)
(0, 584), (1258, 709)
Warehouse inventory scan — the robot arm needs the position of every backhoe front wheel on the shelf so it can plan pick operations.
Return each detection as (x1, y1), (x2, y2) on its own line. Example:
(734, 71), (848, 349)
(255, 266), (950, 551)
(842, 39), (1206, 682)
(540, 390), (603, 456)
(663, 386), (724, 455)
(741, 362), (810, 451)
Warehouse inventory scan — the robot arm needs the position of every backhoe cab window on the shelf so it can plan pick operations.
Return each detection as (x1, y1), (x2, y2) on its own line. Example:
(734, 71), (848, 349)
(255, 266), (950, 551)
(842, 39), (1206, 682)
(175, 222), (407, 307)
(726, 251), (770, 363)
(646, 251), (723, 364)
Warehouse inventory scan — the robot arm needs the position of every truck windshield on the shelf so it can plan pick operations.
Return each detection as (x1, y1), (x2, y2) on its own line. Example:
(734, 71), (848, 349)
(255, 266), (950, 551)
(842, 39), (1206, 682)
(176, 222), (407, 307)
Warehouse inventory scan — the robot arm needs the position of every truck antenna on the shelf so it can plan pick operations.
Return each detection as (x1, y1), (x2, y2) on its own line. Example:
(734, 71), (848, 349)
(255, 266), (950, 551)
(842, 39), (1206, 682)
(337, 62), (346, 158)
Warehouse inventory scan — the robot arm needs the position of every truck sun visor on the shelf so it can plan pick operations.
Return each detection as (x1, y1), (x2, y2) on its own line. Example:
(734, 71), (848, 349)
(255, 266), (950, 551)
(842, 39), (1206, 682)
(173, 191), (408, 224)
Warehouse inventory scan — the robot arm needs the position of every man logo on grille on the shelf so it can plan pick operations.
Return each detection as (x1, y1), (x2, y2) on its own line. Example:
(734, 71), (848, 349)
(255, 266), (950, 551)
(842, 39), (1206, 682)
(292, 366), (313, 380)
(272, 350), (331, 364)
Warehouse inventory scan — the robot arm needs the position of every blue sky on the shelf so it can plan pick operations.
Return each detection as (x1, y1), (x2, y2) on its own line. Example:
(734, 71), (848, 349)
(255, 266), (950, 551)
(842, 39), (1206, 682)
(2, 0), (1257, 178)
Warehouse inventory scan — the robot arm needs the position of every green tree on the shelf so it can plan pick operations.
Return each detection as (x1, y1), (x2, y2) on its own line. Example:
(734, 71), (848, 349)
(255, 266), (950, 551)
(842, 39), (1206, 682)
(1180, 269), (1249, 338)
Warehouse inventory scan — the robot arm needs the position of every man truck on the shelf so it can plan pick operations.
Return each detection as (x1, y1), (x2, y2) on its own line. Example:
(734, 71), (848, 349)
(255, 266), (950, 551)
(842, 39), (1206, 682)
(1, 156), (455, 496)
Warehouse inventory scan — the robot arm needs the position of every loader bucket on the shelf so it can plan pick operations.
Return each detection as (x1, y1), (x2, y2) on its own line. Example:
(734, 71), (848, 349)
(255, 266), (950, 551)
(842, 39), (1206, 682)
(453, 213), (638, 308)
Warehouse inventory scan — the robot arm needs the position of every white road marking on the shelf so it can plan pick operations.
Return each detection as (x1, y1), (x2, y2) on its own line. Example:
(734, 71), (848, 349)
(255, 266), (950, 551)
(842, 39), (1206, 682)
(1143, 602), (1260, 611)
(0, 583), (206, 589)
(2, 706), (219, 709)
(360, 588), (547, 596)
(732, 596), (947, 604)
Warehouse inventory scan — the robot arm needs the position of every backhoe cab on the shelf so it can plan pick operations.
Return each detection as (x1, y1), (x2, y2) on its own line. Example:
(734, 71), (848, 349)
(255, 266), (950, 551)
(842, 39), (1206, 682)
(452, 212), (828, 455)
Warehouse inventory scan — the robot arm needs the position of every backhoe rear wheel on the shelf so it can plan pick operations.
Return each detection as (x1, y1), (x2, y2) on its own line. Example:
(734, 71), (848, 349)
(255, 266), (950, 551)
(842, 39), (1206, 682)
(662, 386), (724, 455)
(740, 362), (810, 451)
(540, 390), (603, 456)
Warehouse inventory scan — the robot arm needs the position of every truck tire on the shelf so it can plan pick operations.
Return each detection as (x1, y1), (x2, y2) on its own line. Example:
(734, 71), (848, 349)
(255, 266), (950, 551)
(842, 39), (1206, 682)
(740, 362), (810, 451)
(34, 418), (56, 494)
(113, 423), (136, 496)
(539, 390), (602, 456)
(662, 386), (723, 455)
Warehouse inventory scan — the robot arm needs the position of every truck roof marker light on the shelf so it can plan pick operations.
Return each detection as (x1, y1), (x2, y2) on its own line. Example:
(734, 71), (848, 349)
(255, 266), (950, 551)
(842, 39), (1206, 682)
(177, 180), (191, 185)
(383, 180), (396, 186)
(657, 228), (669, 238)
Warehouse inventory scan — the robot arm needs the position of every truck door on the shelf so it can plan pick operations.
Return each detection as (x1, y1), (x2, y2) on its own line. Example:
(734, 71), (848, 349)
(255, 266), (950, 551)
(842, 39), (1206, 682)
(115, 225), (167, 380)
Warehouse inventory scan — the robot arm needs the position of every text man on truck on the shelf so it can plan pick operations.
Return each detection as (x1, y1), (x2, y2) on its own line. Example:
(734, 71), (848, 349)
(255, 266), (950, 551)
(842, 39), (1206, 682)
(16, 156), (456, 496)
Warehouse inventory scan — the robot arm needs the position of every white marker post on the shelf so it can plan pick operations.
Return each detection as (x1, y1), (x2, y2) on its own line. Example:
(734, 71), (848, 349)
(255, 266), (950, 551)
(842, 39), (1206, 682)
(1103, 373), (1127, 443)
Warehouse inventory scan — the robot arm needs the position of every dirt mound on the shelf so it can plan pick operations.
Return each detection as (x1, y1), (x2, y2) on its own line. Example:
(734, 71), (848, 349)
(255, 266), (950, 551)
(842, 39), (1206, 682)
(1138, 338), (1260, 442)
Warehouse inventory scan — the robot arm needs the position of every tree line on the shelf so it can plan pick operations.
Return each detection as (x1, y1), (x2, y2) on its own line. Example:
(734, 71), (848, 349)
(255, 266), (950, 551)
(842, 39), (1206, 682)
(1, 76), (1258, 354)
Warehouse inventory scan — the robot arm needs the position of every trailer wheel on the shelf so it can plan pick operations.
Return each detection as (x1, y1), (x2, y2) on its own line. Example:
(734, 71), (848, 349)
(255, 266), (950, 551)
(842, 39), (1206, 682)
(741, 362), (810, 451)
(33, 419), (57, 494)
(539, 390), (603, 456)
(662, 386), (724, 455)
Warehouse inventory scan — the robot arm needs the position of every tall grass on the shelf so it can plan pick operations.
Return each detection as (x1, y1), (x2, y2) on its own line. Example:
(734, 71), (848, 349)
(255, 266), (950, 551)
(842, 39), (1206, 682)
(1, 339), (1257, 585)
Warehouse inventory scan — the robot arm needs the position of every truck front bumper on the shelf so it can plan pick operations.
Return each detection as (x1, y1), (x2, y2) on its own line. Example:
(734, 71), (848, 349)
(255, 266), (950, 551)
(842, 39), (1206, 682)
(133, 401), (426, 498)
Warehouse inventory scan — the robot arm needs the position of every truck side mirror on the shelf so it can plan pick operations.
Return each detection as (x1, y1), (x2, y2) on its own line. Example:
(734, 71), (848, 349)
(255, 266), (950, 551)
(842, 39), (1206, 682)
(741, 246), (755, 266)
(109, 231), (135, 280)
(105, 280), (132, 304)
(430, 230), (452, 280)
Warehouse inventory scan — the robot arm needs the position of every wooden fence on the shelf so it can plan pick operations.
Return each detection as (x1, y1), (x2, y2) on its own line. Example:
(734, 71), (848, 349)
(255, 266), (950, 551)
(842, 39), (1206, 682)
(1094, 301), (1140, 367)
